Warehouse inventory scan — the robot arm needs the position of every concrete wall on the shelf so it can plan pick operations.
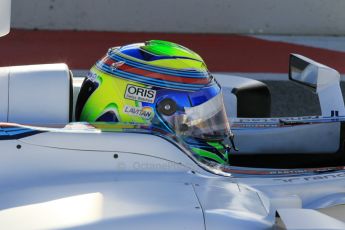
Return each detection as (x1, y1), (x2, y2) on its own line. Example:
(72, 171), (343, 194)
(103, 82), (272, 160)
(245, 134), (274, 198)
(11, 0), (345, 35)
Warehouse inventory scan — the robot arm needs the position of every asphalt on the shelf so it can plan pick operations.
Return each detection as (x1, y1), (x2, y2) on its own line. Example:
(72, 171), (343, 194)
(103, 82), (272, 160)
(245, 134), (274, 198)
(2, 29), (345, 73)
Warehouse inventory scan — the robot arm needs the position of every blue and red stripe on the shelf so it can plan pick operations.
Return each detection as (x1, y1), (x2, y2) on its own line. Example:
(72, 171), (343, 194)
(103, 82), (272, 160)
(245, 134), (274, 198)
(102, 57), (210, 85)
(96, 61), (211, 91)
(96, 53), (215, 90)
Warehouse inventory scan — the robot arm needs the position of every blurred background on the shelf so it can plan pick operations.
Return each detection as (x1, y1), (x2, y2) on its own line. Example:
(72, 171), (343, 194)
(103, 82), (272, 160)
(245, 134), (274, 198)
(3, 0), (345, 116)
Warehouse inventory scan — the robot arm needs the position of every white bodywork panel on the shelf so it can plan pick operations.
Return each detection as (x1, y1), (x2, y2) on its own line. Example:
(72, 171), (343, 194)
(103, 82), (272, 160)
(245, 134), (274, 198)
(0, 67), (9, 121)
(0, 0), (11, 37)
(317, 66), (345, 116)
(214, 74), (265, 118)
(276, 208), (345, 229)
(18, 131), (203, 173)
(0, 64), (71, 125)
(0, 134), (204, 229)
(237, 172), (345, 229)
(232, 121), (340, 154)
(0, 180), (204, 230)
(0, 131), (273, 230)
(319, 81), (345, 116)
(193, 182), (270, 230)
(1, 130), (345, 229)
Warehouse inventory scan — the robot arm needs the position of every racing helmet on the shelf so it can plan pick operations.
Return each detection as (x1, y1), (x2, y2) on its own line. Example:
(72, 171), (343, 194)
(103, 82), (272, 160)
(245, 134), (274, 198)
(75, 40), (234, 164)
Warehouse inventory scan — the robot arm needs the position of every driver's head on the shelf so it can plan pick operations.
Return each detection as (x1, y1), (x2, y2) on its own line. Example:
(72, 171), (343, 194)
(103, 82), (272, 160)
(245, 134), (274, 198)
(76, 40), (232, 164)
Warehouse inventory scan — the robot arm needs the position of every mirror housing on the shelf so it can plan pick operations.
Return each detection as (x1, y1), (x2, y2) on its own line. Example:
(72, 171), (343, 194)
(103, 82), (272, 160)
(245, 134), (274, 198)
(289, 54), (345, 117)
(0, 0), (11, 37)
(289, 55), (318, 91)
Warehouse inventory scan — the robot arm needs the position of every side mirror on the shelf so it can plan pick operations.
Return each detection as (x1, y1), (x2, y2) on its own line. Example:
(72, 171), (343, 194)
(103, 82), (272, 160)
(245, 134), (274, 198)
(0, 0), (11, 37)
(289, 54), (345, 117)
(289, 54), (340, 92)
(289, 54), (318, 92)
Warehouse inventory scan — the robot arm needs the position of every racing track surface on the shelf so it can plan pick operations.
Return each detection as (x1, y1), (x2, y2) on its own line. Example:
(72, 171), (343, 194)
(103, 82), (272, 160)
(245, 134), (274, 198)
(1, 29), (345, 73)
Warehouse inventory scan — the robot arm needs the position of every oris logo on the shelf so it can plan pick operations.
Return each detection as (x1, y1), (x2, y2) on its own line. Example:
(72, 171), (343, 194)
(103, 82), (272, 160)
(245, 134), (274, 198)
(125, 84), (157, 103)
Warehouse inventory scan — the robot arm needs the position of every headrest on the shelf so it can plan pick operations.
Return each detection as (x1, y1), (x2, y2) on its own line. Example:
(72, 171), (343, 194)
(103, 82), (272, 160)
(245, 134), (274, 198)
(0, 64), (72, 126)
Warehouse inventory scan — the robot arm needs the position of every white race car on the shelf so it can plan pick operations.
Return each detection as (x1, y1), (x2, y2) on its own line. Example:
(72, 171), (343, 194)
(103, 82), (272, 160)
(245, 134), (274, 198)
(1, 1), (345, 229)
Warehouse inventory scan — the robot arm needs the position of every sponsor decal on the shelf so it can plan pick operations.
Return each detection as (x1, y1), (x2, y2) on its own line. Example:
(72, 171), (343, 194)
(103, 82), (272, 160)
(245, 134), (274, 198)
(125, 84), (156, 103)
(273, 172), (345, 183)
(123, 105), (154, 120)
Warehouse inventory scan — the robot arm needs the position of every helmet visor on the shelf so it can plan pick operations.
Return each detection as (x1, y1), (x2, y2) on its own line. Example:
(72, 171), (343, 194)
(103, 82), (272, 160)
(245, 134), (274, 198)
(166, 93), (231, 140)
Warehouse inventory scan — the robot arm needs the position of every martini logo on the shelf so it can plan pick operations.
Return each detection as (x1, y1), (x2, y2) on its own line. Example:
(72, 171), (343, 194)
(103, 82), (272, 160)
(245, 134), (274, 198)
(125, 84), (156, 103)
(123, 105), (154, 120)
